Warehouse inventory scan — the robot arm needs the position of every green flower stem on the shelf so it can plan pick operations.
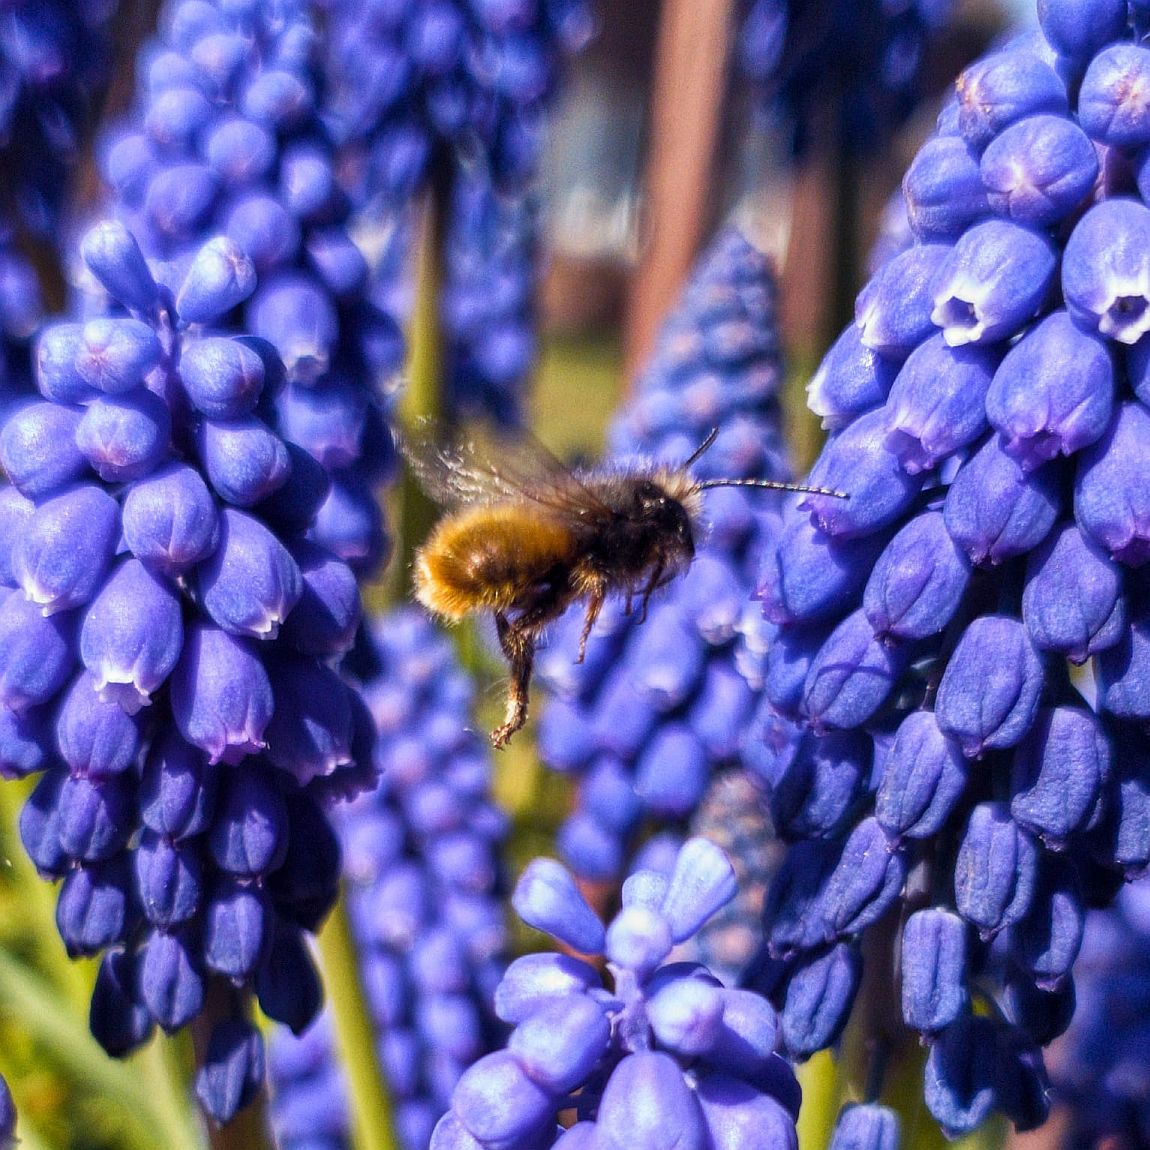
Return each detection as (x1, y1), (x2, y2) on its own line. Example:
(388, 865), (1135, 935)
(0, 949), (201, 1150)
(315, 888), (399, 1150)
(796, 1050), (839, 1150)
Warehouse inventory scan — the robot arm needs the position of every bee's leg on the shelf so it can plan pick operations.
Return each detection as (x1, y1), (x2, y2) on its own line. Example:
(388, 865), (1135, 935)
(637, 559), (666, 624)
(576, 582), (607, 664)
(491, 615), (536, 750)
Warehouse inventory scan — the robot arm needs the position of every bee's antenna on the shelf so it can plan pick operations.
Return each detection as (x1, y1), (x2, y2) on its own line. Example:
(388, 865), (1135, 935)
(682, 427), (721, 470)
(695, 477), (849, 498)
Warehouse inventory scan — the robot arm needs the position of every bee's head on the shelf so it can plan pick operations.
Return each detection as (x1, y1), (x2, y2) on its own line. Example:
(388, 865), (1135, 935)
(633, 477), (696, 560)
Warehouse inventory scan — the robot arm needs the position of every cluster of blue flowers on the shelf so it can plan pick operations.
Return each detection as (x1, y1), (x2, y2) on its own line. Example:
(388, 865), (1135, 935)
(738, 0), (953, 153)
(752, 0), (1150, 1137)
(433, 836), (800, 1149)
(99, 0), (403, 577)
(267, 608), (509, 1150)
(0, 219), (371, 1123)
(535, 227), (790, 889)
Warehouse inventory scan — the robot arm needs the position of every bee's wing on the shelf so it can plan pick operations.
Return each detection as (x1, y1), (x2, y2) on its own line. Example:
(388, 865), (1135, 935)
(400, 418), (615, 519)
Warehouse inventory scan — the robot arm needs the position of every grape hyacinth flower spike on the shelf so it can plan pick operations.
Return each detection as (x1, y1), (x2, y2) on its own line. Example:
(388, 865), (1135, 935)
(746, 0), (1150, 1139)
(432, 837), (800, 1149)
(0, 218), (372, 1124)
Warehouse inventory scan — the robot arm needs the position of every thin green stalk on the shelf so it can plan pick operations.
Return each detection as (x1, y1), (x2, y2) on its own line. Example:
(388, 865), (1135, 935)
(316, 889), (399, 1150)
(796, 1050), (840, 1150)
(129, 1038), (203, 1150)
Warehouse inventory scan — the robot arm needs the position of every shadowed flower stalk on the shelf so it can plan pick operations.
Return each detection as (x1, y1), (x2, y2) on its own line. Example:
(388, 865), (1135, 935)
(751, 0), (1150, 1140)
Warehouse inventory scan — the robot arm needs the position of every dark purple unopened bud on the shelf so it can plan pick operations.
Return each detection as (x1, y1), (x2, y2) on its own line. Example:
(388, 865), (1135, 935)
(1011, 706), (1111, 844)
(142, 926), (204, 1031)
(306, 229), (369, 299)
(266, 794), (341, 931)
(864, 510), (970, 641)
(57, 856), (132, 956)
(803, 609), (908, 732)
(1063, 199), (1150, 344)
(494, 953), (598, 1025)
(144, 164), (219, 241)
(936, 615), (1044, 757)
(901, 908), (967, 1032)
(80, 221), (159, 312)
(633, 724), (707, 816)
(0, 488), (34, 587)
(204, 877), (267, 978)
(764, 841), (838, 956)
(253, 442), (330, 535)
(0, 704), (51, 779)
(944, 435), (1060, 565)
(694, 1074), (798, 1150)
(1090, 728), (1150, 871)
(802, 409), (925, 539)
(224, 193), (299, 272)
(122, 463), (219, 576)
(806, 324), (898, 430)
(76, 390), (171, 483)
(507, 994), (610, 1092)
(90, 949), (153, 1056)
(263, 656), (353, 784)
(140, 731), (218, 840)
(822, 818), (907, 935)
(1000, 972), (1074, 1047)
(708, 989), (784, 1082)
(198, 416), (291, 506)
(135, 830), (202, 927)
(56, 772), (134, 861)
(1008, 855), (1083, 989)
(986, 310), (1114, 470)
(1038, 0), (1128, 62)
(1079, 44), (1150, 147)
(770, 730), (871, 841)
(931, 220), (1057, 347)
(250, 276), (337, 382)
(884, 334), (997, 472)
(208, 766), (288, 876)
(450, 1050), (554, 1147)
(255, 924), (322, 1033)
(73, 319), (161, 395)
(1076, 402), (1150, 565)
(276, 377), (366, 469)
(176, 237), (256, 325)
(170, 624), (272, 762)
(21, 771), (72, 876)
(955, 803), (1038, 935)
(855, 244), (951, 357)
(195, 1019), (265, 1125)
(205, 118), (276, 185)
(875, 710), (968, 838)
(37, 325), (100, 405)
(627, 604), (706, 711)
(0, 402), (87, 498)
(0, 593), (76, 712)
(513, 857), (605, 954)
(16, 485), (119, 615)
(690, 660), (757, 758)
(903, 135), (988, 240)
(955, 49), (1068, 150)
(980, 115), (1097, 226)
(781, 942), (862, 1058)
(829, 1103), (899, 1150)
(279, 540), (360, 656)
(179, 336), (266, 419)
(923, 1014), (997, 1137)
(595, 1050), (706, 1150)
(56, 672), (141, 776)
(310, 471), (388, 574)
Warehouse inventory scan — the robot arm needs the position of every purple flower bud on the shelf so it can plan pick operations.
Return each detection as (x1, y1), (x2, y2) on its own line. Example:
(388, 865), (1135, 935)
(276, 376), (366, 469)
(781, 942), (862, 1057)
(627, 603), (706, 711)
(493, 953), (599, 1025)
(634, 725), (707, 816)
(204, 877), (267, 979)
(648, 975), (725, 1056)
(931, 220), (1057, 347)
(267, 794), (342, 930)
(903, 135), (989, 241)
(250, 275), (337, 382)
(513, 856), (605, 954)
(883, 334), (997, 473)
(56, 772), (134, 861)
(0, 401), (88, 498)
(135, 830), (202, 927)
(943, 435), (1061, 565)
(176, 236), (256, 325)
(278, 143), (335, 218)
(145, 86), (214, 149)
(698, 1073), (799, 1149)
(203, 119), (276, 188)
(955, 803), (1038, 935)
(75, 389), (171, 482)
(170, 624), (272, 763)
(801, 409), (925, 540)
(80, 221), (159, 312)
(0, 592), (76, 711)
(57, 856), (132, 956)
(923, 1014), (997, 1137)
(72, 319), (162, 395)
(770, 730), (872, 841)
(195, 1019), (265, 1125)
(310, 471), (388, 574)
(1038, 0), (1128, 62)
(855, 244), (951, 357)
(864, 510), (971, 641)
(691, 662), (755, 758)
(90, 949), (153, 1056)
(278, 540), (359, 657)
(806, 323), (898, 430)
(140, 731), (218, 840)
(1097, 609), (1150, 720)
(507, 994), (610, 1092)
(596, 1050), (707, 1150)
(208, 766), (288, 876)
(145, 164), (219, 241)
(0, 703), (51, 779)
(223, 192), (299, 272)
(263, 656), (353, 784)
(1008, 855), (1083, 989)
(254, 442), (330, 535)
(1079, 44), (1150, 147)
(829, 1103), (900, 1150)
(901, 908), (968, 1032)
(875, 710), (968, 838)
(1063, 199), (1150, 344)
(803, 609), (908, 732)
(122, 462), (219, 576)
(179, 336), (266, 419)
(980, 115), (1098, 226)
(987, 310), (1114, 471)
(822, 818), (907, 936)
(142, 926), (205, 1031)
(1076, 401), (1150, 564)
(56, 671), (141, 777)
(242, 69), (313, 128)
(450, 1050), (554, 1146)
(0, 488), (34, 587)
(37, 324), (101, 405)
(955, 49), (1068, 150)
(197, 415), (292, 506)
(659, 837), (737, 943)
(307, 229), (369, 299)
(255, 924), (322, 1033)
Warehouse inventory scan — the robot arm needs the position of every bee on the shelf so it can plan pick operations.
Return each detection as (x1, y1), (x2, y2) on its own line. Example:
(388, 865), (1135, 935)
(404, 424), (846, 749)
